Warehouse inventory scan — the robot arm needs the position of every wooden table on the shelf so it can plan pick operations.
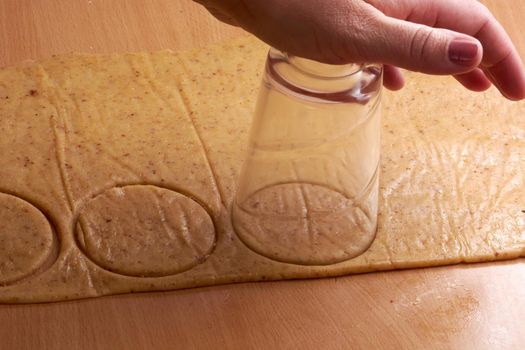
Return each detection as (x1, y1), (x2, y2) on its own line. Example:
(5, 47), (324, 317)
(1, 1), (524, 349)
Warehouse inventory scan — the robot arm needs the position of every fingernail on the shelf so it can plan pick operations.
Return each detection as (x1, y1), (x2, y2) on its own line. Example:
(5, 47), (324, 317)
(448, 39), (479, 66)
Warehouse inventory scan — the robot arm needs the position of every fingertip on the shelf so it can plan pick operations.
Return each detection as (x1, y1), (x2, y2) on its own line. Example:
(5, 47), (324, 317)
(506, 72), (525, 100)
(484, 53), (525, 101)
(503, 86), (525, 101)
(383, 65), (405, 91)
(454, 68), (492, 92)
(448, 37), (483, 69)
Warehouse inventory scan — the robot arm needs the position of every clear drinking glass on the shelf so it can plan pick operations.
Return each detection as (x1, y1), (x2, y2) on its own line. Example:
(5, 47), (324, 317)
(232, 48), (382, 266)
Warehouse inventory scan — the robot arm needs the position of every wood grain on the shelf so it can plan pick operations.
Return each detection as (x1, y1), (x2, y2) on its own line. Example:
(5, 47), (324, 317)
(0, 0), (245, 67)
(0, 0), (524, 349)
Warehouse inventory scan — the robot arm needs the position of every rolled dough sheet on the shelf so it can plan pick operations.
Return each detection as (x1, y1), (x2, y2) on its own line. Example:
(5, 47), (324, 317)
(0, 36), (524, 303)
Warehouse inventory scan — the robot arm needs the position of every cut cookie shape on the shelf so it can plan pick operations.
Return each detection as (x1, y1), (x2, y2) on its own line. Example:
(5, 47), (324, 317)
(0, 193), (57, 286)
(75, 185), (216, 277)
(232, 182), (377, 265)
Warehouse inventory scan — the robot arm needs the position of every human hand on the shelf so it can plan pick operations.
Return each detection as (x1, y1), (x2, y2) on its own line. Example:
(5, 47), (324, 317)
(194, 0), (525, 100)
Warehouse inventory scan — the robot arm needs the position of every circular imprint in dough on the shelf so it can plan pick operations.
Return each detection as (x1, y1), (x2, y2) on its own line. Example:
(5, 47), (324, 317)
(0, 193), (56, 286)
(75, 185), (216, 277)
(232, 183), (377, 265)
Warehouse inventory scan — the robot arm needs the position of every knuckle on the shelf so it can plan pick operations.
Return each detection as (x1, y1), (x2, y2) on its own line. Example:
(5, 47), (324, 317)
(473, 1), (493, 22)
(409, 26), (435, 60)
(476, 2), (491, 17)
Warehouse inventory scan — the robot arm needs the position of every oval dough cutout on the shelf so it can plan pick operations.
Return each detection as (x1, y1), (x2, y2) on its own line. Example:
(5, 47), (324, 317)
(0, 193), (56, 285)
(75, 185), (216, 277)
(233, 183), (377, 265)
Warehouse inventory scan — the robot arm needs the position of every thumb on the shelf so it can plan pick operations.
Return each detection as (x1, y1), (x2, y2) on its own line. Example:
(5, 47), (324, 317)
(361, 16), (483, 75)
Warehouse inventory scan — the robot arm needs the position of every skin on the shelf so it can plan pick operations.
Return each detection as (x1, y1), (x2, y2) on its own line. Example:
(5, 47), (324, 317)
(194, 0), (525, 100)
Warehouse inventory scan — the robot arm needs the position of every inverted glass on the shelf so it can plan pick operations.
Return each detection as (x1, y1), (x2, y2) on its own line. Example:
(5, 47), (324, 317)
(232, 49), (382, 265)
